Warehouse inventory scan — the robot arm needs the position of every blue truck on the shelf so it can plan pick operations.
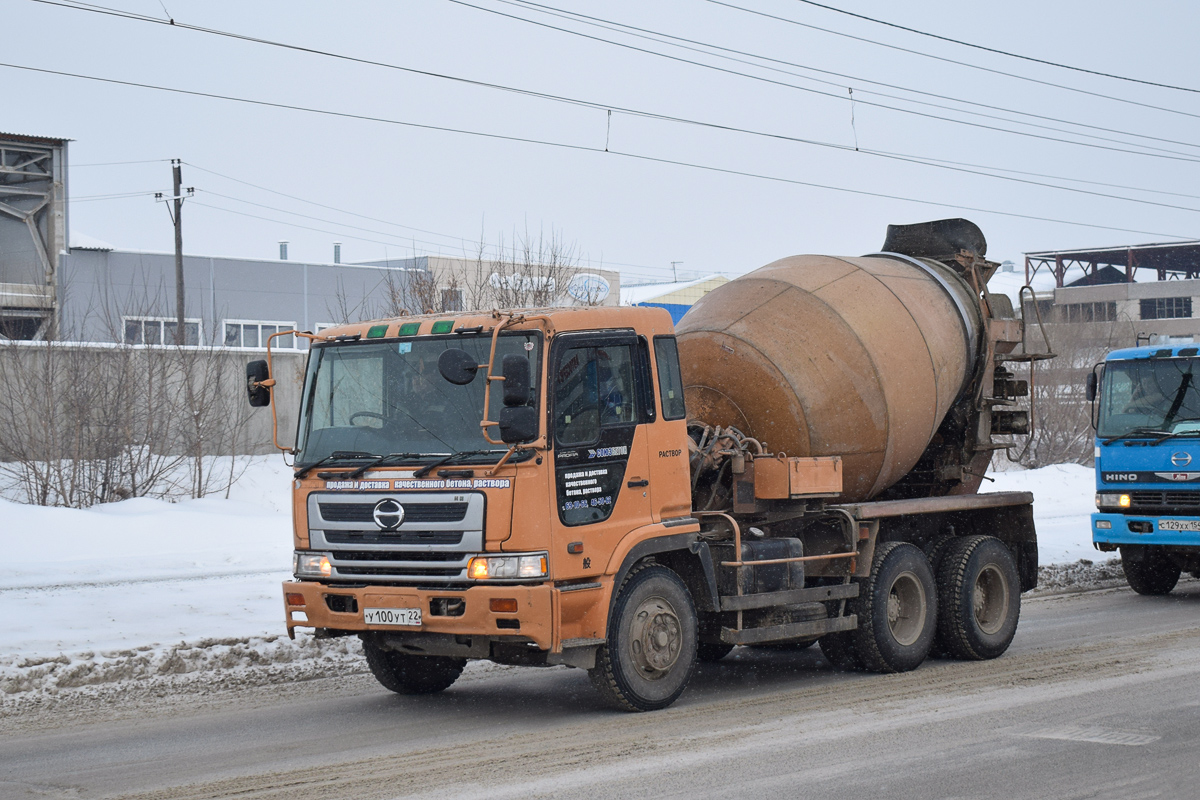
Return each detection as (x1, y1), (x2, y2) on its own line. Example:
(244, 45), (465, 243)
(1089, 343), (1200, 594)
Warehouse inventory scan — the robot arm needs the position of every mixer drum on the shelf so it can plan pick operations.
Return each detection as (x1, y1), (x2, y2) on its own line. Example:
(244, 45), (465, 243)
(676, 253), (983, 501)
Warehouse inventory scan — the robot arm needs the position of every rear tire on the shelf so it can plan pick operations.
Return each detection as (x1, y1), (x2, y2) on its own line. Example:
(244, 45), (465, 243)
(1121, 546), (1181, 595)
(589, 565), (698, 711)
(363, 643), (465, 695)
(935, 536), (1021, 660)
(851, 541), (937, 673)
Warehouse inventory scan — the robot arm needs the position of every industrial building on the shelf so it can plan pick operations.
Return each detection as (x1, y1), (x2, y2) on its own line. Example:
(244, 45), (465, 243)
(1024, 241), (1200, 341)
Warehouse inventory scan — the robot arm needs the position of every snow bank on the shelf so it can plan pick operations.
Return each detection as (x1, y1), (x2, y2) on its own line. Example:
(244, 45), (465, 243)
(1, 460), (1106, 699)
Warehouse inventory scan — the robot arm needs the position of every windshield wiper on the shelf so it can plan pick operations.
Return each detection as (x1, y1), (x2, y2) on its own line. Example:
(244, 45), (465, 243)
(346, 452), (427, 479)
(413, 449), (506, 479)
(294, 451), (377, 479)
(1152, 429), (1200, 444)
(1103, 427), (1172, 445)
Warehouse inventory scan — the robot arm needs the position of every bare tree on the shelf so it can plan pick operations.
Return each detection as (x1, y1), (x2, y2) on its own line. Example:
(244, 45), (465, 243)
(1004, 317), (1137, 468)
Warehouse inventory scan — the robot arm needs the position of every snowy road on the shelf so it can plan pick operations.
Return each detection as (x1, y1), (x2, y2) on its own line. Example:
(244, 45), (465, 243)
(3, 582), (1198, 799)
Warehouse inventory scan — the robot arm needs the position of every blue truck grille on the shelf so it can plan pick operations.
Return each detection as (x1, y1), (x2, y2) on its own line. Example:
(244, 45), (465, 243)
(1127, 490), (1200, 512)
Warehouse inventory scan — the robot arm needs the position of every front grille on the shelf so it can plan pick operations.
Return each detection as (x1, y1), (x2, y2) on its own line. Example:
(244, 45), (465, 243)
(326, 549), (470, 582)
(318, 502), (468, 523)
(1126, 490), (1200, 512)
(323, 530), (464, 546)
(331, 550), (464, 562)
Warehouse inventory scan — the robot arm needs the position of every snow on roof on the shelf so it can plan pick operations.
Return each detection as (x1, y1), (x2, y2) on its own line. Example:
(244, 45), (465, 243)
(621, 274), (727, 305)
(68, 231), (115, 251)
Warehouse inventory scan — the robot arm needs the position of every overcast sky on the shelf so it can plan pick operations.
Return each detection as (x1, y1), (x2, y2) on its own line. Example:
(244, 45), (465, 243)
(6, 0), (1200, 284)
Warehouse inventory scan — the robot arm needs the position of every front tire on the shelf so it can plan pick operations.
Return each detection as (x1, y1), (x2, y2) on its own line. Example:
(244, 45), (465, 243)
(935, 536), (1021, 660)
(363, 643), (465, 695)
(1121, 546), (1181, 595)
(589, 564), (698, 711)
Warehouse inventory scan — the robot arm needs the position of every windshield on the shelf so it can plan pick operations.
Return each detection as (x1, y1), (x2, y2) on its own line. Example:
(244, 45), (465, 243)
(1099, 357), (1200, 439)
(294, 331), (541, 467)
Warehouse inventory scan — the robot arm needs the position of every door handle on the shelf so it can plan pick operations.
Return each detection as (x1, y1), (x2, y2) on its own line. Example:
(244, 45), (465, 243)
(627, 479), (649, 488)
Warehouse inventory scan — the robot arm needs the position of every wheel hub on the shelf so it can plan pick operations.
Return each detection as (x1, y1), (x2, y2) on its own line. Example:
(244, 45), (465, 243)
(973, 564), (1009, 635)
(886, 570), (927, 647)
(628, 596), (682, 679)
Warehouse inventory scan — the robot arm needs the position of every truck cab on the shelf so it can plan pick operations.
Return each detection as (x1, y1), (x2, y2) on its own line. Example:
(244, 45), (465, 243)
(1091, 344), (1200, 592)
(273, 307), (698, 692)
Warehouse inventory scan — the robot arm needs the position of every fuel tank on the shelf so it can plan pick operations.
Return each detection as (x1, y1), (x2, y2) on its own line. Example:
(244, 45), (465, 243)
(676, 223), (987, 502)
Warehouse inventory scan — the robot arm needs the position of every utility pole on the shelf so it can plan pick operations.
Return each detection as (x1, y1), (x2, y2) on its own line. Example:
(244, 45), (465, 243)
(671, 261), (683, 282)
(156, 160), (193, 345)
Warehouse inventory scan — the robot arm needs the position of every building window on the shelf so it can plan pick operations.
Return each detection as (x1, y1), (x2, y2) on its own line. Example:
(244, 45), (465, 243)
(123, 316), (201, 346)
(1140, 297), (1192, 320)
(223, 320), (296, 349)
(441, 288), (464, 312)
(1053, 302), (1117, 323)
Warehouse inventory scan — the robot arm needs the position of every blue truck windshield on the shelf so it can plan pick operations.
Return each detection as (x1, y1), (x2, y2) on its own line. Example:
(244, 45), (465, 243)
(294, 332), (541, 467)
(1099, 358), (1200, 439)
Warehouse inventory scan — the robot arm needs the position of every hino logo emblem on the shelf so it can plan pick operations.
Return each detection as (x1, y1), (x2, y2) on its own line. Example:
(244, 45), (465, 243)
(372, 499), (405, 530)
(1172, 452), (1193, 467)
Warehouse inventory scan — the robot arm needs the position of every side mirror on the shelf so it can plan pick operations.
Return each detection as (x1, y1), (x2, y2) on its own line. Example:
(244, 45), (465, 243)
(501, 354), (531, 406)
(498, 405), (538, 443)
(438, 349), (479, 385)
(1086, 372), (1098, 402)
(246, 360), (271, 407)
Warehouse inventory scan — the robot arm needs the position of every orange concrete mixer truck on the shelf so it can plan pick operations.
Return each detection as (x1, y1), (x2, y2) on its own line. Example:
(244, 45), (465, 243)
(247, 219), (1048, 711)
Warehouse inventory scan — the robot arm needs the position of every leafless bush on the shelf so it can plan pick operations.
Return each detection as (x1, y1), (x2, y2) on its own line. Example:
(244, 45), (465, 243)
(0, 339), (257, 507)
(1006, 318), (1137, 468)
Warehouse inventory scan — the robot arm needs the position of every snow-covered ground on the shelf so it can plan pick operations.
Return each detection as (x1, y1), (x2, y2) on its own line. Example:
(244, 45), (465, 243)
(1, 459), (1102, 697)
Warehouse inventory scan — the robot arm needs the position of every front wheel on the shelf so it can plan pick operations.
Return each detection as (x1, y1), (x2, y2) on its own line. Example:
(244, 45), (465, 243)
(589, 564), (698, 711)
(1121, 546), (1181, 595)
(363, 643), (465, 695)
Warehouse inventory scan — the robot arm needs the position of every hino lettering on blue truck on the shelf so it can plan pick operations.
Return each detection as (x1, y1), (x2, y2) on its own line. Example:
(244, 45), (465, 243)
(1088, 344), (1200, 594)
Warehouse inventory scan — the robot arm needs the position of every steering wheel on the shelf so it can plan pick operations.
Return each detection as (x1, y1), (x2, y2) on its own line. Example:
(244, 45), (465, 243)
(348, 411), (386, 427)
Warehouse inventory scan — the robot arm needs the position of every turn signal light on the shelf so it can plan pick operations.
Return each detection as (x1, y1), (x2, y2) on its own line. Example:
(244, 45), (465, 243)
(490, 598), (518, 613)
(285, 593), (306, 607)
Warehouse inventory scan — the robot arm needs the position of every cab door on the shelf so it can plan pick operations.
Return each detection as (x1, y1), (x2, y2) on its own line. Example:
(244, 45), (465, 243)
(549, 331), (654, 580)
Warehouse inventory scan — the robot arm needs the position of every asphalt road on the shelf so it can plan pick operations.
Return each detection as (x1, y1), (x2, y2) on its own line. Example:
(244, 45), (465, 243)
(3, 582), (1199, 800)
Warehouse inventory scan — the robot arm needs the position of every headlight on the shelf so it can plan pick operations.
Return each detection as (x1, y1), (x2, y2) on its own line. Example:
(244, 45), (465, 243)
(467, 553), (548, 580)
(1096, 493), (1131, 510)
(294, 551), (332, 578)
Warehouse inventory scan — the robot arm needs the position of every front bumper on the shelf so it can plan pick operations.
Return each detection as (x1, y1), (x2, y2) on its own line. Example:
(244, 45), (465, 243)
(1092, 512), (1200, 547)
(282, 580), (555, 650)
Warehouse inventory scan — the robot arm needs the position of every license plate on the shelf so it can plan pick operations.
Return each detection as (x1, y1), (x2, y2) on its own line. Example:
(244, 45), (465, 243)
(363, 607), (422, 626)
(1157, 519), (1200, 532)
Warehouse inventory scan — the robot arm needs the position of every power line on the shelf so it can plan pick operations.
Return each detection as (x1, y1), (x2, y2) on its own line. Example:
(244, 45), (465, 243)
(703, 0), (1200, 122)
(18, 55), (1200, 225)
(445, 0), (1200, 162)
(9, 60), (1190, 240)
(10, 57), (1200, 235)
(500, 0), (1200, 154)
(186, 164), (668, 276)
(32, 0), (1200, 163)
(790, 0), (1200, 95)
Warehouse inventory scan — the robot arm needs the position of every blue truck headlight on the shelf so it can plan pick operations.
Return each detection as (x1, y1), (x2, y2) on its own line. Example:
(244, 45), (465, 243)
(1096, 493), (1130, 510)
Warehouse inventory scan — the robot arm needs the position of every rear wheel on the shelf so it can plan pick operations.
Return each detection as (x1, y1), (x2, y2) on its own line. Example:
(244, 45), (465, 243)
(935, 536), (1021, 660)
(589, 564), (698, 711)
(363, 643), (465, 695)
(1121, 546), (1181, 595)
(852, 542), (937, 673)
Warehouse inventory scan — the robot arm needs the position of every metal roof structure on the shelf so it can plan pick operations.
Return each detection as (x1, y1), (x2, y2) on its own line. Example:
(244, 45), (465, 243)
(1024, 240), (1200, 287)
